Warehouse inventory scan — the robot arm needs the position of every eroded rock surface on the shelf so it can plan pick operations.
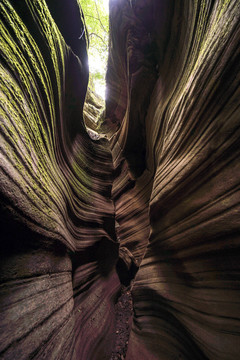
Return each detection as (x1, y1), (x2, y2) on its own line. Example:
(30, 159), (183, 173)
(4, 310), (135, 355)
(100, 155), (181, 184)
(0, 0), (240, 359)
(0, 1), (118, 359)
(107, 1), (240, 360)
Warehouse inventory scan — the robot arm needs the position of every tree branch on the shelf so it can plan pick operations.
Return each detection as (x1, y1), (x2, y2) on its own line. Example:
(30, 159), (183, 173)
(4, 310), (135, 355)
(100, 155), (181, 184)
(85, 14), (100, 22)
(89, 32), (108, 50)
(94, 0), (108, 34)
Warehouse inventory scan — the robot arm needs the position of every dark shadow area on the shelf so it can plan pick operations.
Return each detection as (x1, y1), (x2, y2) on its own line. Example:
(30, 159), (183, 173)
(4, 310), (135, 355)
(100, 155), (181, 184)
(132, 287), (209, 360)
(116, 247), (139, 287)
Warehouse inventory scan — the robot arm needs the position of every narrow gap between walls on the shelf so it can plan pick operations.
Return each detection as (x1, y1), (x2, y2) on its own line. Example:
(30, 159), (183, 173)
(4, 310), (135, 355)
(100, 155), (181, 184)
(80, 0), (109, 140)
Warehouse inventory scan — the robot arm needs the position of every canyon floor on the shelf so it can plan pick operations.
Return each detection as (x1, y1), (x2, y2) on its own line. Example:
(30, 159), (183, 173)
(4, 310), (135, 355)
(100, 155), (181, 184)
(111, 286), (133, 360)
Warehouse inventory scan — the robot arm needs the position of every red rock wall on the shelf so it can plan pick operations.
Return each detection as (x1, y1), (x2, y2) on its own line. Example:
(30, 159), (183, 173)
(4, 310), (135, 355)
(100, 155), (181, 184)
(0, 0), (240, 359)
(0, 1), (119, 359)
(106, 1), (240, 359)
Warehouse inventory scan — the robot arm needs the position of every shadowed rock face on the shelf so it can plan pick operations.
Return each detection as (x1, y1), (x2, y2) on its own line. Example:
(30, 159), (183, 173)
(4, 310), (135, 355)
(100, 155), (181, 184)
(0, 1), (118, 359)
(0, 0), (240, 359)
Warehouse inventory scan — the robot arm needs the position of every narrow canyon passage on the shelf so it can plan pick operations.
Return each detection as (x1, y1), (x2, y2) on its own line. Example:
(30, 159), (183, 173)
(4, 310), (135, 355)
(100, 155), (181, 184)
(0, 1), (240, 360)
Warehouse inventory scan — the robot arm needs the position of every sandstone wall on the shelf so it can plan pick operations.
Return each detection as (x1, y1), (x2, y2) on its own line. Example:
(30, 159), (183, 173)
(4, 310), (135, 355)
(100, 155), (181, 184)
(0, 0), (240, 359)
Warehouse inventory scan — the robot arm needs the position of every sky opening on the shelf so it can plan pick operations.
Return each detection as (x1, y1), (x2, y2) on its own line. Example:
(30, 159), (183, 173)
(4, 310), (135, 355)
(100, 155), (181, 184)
(81, 0), (109, 100)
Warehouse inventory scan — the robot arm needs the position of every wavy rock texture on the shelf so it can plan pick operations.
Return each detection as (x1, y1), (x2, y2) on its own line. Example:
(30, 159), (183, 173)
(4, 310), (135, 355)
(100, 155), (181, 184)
(83, 88), (105, 140)
(0, 1), (119, 359)
(106, 1), (240, 359)
(0, 0), (240, 360)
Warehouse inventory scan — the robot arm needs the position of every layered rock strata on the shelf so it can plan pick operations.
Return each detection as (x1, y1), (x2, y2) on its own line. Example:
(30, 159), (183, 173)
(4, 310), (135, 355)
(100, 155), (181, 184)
(0, 0), (240, 360)
(106, 1), (240, 359)
(0, 1), (118, 359)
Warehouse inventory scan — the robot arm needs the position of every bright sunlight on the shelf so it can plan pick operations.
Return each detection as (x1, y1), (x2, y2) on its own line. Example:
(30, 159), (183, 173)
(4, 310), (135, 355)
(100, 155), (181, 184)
(81, 0), (109, 100)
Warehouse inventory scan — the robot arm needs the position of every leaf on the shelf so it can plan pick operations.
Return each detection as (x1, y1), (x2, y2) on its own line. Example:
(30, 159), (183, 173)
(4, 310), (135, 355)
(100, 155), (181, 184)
(80, 0), (109, 97)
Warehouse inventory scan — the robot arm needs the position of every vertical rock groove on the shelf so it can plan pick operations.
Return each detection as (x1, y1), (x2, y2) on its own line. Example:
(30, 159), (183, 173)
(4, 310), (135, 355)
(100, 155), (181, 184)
(0, 0), (240, 359)
(0, 1), (118, 359)
(107, 1), (240, 359)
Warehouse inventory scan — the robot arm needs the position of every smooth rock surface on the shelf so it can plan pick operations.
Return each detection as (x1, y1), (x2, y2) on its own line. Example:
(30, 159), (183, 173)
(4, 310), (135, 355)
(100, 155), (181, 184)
(107, 1), (240, 359)
(0, 0), (240, 359)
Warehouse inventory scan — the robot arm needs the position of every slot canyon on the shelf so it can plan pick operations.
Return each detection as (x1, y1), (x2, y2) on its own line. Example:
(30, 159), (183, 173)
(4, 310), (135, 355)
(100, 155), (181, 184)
(0, 0), (240, 359)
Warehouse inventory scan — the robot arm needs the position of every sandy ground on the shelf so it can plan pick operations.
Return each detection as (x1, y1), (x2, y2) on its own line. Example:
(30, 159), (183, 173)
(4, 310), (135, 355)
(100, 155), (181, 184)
(110, 286), (133, 360)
